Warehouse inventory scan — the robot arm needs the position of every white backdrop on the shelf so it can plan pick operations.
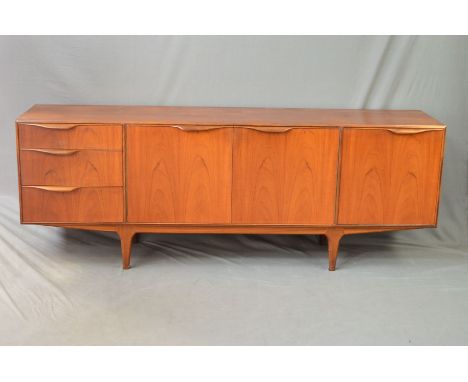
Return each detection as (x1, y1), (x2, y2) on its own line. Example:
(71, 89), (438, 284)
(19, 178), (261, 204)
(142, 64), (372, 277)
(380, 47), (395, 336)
(0, 36), (467, 344)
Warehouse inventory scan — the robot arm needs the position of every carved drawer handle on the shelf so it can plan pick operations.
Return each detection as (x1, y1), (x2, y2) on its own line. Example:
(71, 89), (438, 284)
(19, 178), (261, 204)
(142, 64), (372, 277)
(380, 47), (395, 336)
(386, 128), (439, 135)
(170, 125), (293, 133)
(24, 186), (80, 192)
(23, 149), (80, 155)
(26, 123), (79, 130)
(171, 125), (227, 131)
(241, 126), (293, 133)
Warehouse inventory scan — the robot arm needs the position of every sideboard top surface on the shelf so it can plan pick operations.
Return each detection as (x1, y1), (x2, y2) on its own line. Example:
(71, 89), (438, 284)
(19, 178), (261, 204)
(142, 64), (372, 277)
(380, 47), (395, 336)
(17, 105), (444, 128)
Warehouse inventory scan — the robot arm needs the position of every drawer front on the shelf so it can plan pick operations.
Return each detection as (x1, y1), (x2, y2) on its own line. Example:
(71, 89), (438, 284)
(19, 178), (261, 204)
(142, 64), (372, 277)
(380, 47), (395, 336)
(18, 123), (122, 150)
(20, 149), (123, 187)
(338, 128), (445, 225)
(21, 186), (123, 223)
(232, 127), (340, 225)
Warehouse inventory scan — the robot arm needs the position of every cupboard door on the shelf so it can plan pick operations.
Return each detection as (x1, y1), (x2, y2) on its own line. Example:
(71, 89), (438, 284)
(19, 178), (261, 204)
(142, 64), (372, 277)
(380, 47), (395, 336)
(127, 125), (232, 223)
(232, 128), (340, 224)
(338, 128), (445, 225)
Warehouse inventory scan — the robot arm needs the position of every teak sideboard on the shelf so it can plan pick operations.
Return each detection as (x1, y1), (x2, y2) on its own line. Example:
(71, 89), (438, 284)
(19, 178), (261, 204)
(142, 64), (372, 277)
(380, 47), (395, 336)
(15, 105), (446, 270)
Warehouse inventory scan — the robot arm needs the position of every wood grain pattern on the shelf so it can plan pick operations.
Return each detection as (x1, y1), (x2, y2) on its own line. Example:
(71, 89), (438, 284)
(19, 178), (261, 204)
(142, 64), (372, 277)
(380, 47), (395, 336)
(338, 128), (445, 225)
(127, 125), (233, 223)
(21, 186), (123, 223)
(20, 149), (122, 186)
(18, 123), (122, 149)
(17, 105), (445, 128)
(232, 128), (339, 224)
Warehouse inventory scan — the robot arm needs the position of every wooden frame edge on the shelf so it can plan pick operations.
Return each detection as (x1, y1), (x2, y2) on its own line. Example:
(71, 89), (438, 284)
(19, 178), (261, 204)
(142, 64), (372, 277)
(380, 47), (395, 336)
(16, 122), (23, 223)
(434, 127), (447, 227)
(334, 126), (343, 224)
(32, 222), (427, 235)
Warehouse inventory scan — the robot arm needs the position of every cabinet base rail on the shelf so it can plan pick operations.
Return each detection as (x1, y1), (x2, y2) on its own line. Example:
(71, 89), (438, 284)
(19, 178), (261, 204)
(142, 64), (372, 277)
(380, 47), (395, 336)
(32, 223), (427, 271)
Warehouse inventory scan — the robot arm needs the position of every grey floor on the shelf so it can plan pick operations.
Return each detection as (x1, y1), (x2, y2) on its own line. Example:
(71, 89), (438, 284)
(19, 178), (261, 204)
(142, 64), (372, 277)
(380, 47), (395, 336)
(0, 196), (467, 345)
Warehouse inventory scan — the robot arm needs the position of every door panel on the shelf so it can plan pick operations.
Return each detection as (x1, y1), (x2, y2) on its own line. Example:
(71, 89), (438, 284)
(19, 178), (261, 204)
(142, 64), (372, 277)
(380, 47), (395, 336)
(232, 128), (339, 224)
(338, 128), (445, 225)
(127, 125), (232, 223)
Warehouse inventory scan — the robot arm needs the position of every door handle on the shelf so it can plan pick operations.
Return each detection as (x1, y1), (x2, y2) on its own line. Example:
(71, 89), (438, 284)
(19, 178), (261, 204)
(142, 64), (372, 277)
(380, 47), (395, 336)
(170, 125), (294, 133)
(170, 125), (230, 132)
(386, 128), (440, 135)
(240, 126), (293, 133)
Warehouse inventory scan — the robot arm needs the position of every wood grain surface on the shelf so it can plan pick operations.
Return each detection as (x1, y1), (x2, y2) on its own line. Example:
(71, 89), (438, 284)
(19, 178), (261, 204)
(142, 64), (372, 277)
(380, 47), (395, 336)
(17, 105), (444, 128)
(20, 149), (122, 186)
(18, 123), (122, 149)
(127, 125), (233, 223)
(21, 186), (123, 223)
(232, 128), (339, 224)
(338, 128), (445, 225)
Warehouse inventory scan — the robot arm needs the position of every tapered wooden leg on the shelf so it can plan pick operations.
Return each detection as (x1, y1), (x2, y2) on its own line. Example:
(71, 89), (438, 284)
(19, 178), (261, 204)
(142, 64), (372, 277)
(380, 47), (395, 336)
(118, 228), (136, 270)
(326, 229), (344, 271)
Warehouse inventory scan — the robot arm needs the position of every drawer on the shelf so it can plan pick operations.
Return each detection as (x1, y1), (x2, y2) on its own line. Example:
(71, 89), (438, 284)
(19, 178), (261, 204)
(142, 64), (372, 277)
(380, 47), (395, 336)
(20, 149), (123, 187)
(21, 186), (123, 223)
(18, 123), (122, 150)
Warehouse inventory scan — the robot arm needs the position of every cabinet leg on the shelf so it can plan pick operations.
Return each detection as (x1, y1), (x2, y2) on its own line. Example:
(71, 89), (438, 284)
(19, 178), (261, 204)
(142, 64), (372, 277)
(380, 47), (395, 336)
(326, 229), (344, 271)
(118, 228), (136, 270)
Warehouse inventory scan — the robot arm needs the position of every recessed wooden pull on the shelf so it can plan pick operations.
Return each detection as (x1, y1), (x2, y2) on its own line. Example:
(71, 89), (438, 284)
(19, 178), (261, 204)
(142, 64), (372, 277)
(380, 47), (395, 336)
(24, 186), (80, 192)
(171, 125), (228, 132)
(22, 148), (79, 155)
(242, 126), (293, 133)
(386, 128), (437, 135)
(27, 123), (79, 130)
